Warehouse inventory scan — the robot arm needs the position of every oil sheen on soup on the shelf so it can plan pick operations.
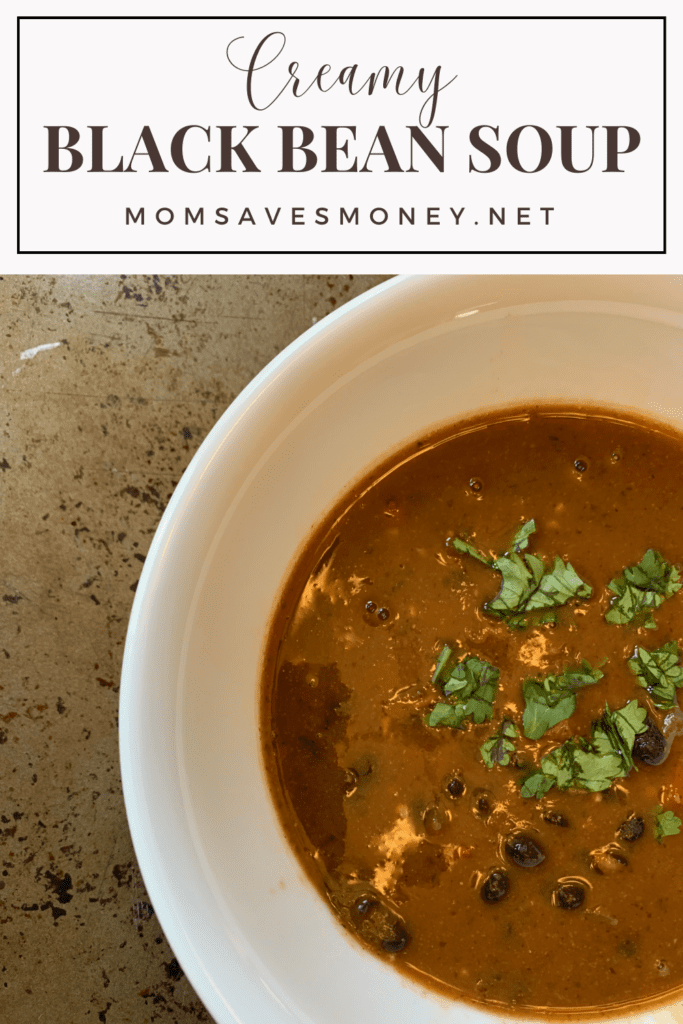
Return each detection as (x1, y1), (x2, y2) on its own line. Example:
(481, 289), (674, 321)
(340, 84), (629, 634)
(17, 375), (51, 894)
(261, 407), (683, 1015)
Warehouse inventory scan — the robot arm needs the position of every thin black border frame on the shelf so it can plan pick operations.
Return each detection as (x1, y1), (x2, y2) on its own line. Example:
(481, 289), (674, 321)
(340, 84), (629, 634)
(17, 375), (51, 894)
(16, 15), (667, 257)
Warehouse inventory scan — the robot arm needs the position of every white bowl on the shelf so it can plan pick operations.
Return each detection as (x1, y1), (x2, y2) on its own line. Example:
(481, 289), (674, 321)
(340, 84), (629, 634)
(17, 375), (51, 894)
(120, 275), (683, 1024)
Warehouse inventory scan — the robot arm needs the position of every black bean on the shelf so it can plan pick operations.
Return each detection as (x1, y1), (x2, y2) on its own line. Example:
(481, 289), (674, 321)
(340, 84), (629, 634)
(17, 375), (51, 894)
(505, 833), (546, 868)
(351, 895), (409, 955)
(481, 870), (509, 903)
(617, 815), (645, 842)
(554, 883), (585, 910)
(381, 924), (410, 953)
(472, 789), (493, 818)
(447, 776), (465, 798)
(423, 806), (443, 835)
(574, 459), (588, 472)
(633, 717), (667, 766)
(376, 607), (390, 621)
(591, 848), (629, 875)
(469, 477), (483, 493)
(475, 794), (491, 819)
(543, 811), (569, 828)
(364, 600), (377, 613)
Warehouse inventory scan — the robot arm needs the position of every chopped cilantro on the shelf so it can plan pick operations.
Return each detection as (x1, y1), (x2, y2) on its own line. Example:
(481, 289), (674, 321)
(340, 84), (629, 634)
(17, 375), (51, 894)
(653, 804), (682, 842)
(428, 649), (499, 729)
(512, 520), (536, 553)
(451, 520), (592, 628)
(628, 641), (683, 710)
(428, 702), (469, 729)
(522, 661), (604, 740)
(481, 719), (517, 767)
(487, 552), (545, 616)
(600, 701), (648, 772)
(520, 771), (556, 799)
(527, 740), (577, 794)
(605, 550), (681, 628)
(431, 644), (453, 684)
(520, 700), (648, 798)
(451, 537), (492, 566)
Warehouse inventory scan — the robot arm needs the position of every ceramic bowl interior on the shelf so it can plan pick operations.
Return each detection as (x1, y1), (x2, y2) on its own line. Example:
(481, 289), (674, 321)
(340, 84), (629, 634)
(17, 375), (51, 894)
(120, 275), (683, 1024)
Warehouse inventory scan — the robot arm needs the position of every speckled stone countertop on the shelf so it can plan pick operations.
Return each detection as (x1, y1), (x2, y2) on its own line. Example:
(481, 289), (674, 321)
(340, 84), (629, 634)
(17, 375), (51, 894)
(0, 275), (390, 1024)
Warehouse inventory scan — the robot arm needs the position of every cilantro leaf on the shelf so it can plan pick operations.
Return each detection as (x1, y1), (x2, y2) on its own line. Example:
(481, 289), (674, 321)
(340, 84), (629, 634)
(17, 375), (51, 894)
(451, 520), (592, 628)
(572, 731), (624, 791)
(605, 550), (681, 628)
(541, 740), (583, 789)
(628, 641), (683, 710)
(451, 536), (492, 566)
(522, 660), (604, 740)
(524, 558), (593, 611)
(431, 644), (453, 685)
(653, 804), (682, 842)
(521, 742), (575, 797)
(520, 771), (556, 799)
(427, 650), (499, 729)
(487, 552), (543, 616)
(599, 701), (648, 774)
(512, 519), (536, 552)
(523, 693), (575, 740)
(520, 699), (648, 798)
(428, 702), (467, 729)
(480, 719), (517, 768)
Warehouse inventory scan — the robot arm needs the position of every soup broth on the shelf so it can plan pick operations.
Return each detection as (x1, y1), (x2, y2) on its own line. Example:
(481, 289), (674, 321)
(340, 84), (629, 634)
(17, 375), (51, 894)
(261, 407), (683, 1015)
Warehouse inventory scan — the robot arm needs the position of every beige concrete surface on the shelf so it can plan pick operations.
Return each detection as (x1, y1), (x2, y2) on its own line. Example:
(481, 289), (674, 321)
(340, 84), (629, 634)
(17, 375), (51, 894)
(0, 275), (391, 1023)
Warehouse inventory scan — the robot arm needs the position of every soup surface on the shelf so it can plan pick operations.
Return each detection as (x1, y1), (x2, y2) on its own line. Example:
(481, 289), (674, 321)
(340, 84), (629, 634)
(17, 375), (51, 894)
(261, 408), (683, 1016)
